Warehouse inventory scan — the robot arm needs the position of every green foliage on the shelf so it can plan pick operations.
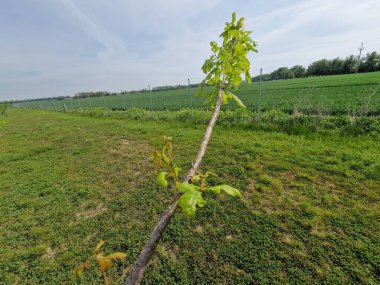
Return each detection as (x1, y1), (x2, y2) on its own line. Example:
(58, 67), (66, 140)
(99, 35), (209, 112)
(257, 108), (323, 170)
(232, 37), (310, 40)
(0, 102), (8, 116)
(73, 107), (380, 137)
(178, 190), (206, 218)
(250, 51), (380, 80)
(269, 67), (296, 80)
(156, 172), (169, 189)
(153, 136), (180, 185)
(290, 65), (306, 78)
(198, 12), (257, 108)
(207, 184), (242, 197)
(152, 13), (255, 218)
(153, 136), (242, 218)
(223, 90), (246, 108)
(177, 181), (199, 194)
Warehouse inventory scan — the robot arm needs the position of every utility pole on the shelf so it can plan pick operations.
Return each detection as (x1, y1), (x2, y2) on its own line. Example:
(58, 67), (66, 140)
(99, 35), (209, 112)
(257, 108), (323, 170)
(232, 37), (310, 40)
(251, 74), (254, 109)
(149, 85), (152, 110)
(258, 68), (263, 112)
(188, 78), (193, 113)
(355, 42), (365, 74)
(88, 94), (93, 110)
(121, 90), (126, 110)
(77, 96), (82, 111)
(102, 93), (107, 108)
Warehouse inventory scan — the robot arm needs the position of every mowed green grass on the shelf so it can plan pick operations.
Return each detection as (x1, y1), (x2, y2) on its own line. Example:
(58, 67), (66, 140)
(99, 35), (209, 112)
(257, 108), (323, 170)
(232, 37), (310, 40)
(0, 109), (379, 284)
(18, 72), (380, 115)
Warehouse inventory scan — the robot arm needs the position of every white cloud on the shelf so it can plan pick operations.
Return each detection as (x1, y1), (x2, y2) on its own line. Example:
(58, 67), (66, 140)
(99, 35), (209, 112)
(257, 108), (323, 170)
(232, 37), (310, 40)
(0, 0), (379, 100)
(250, 0), (380, 74)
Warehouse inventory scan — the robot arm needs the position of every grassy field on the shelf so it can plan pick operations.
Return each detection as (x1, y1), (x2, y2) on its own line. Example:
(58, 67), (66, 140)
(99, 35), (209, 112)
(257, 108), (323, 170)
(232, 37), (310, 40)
(72, 107), (380, 137)
(1, 108), (379, 284)
(17, 72), (380, 115)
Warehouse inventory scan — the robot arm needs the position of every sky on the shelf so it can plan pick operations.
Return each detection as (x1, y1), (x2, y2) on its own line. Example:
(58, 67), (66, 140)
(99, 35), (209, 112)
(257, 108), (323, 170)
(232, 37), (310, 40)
(1, 0), (379, 101)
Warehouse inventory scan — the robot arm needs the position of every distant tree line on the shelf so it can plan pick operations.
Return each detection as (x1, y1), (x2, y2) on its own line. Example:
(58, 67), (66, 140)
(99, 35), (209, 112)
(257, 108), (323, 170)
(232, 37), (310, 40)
(152, 83), (199, 92)
(74, 91), (114, 98)
(252, 51), (380, 81)
(11, 96), (71, 104)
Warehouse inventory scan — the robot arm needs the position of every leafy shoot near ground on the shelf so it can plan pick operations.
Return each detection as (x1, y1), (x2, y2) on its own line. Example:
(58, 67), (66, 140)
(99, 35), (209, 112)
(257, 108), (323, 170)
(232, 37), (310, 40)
(74, 240), (127, 285)
(154, 136), (242, 218)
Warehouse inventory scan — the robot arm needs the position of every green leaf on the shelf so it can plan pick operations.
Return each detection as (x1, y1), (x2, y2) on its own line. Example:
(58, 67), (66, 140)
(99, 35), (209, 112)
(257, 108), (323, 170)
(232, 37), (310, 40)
(238, 17), (245, 28)
(196, 12), (257, 109)
(177, 182), (199, 193)
(207, 185), (222, 194)
(156, 172), (168, 189)
(210, 41), (219, 53)
(191, 174), (201, 182)
(221, 91), (229, 105)
(225, 91), (246, 108)
(161, 146), (170, 164)
(232, 12), (236, 23)
(174, 165), (181, 176)
(235, 42), (243, 54)
(207, 184), (242, 197)
(231, 74), (242, 86)
(221, 184), (242, 197)
(229, 29), (239, 38)
(245, 71), (251, 84)
(178, 190), (206, 218)
(202, 58), (214, 73)
(152, 148), (162, 170)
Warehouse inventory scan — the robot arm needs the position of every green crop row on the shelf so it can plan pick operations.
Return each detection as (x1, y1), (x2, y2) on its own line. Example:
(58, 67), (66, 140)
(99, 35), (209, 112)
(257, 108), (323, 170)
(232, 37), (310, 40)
(17, 72), (380, 115)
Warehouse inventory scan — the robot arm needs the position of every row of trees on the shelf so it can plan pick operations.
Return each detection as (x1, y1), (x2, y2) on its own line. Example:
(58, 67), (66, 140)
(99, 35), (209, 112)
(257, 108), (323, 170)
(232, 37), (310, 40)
(73, 84), (201, 98)
(74, 91), (114, 98)
(253, 51), (380, 81)
(11, 96), (70, 104)
(152, 83), (198, 92)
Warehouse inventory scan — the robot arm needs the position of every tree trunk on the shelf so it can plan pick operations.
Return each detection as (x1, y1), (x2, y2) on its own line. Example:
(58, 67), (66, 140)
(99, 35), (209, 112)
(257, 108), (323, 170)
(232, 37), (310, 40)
(124, 89), (224, 285)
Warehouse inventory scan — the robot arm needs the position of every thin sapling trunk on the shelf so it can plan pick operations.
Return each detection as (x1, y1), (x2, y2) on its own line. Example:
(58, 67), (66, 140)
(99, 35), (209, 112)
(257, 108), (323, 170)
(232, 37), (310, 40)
(125, 12), (257, 285)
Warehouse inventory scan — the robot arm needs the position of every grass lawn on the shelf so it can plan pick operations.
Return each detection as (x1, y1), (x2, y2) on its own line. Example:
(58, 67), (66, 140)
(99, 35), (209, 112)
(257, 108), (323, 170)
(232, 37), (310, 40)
(0, 108), (379, 284)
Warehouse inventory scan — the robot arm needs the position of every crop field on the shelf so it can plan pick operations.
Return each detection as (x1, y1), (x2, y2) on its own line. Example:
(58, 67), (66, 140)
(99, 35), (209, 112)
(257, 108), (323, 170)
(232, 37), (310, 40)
(17, 72), (380, 115)
(1, 108), (379, 284)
